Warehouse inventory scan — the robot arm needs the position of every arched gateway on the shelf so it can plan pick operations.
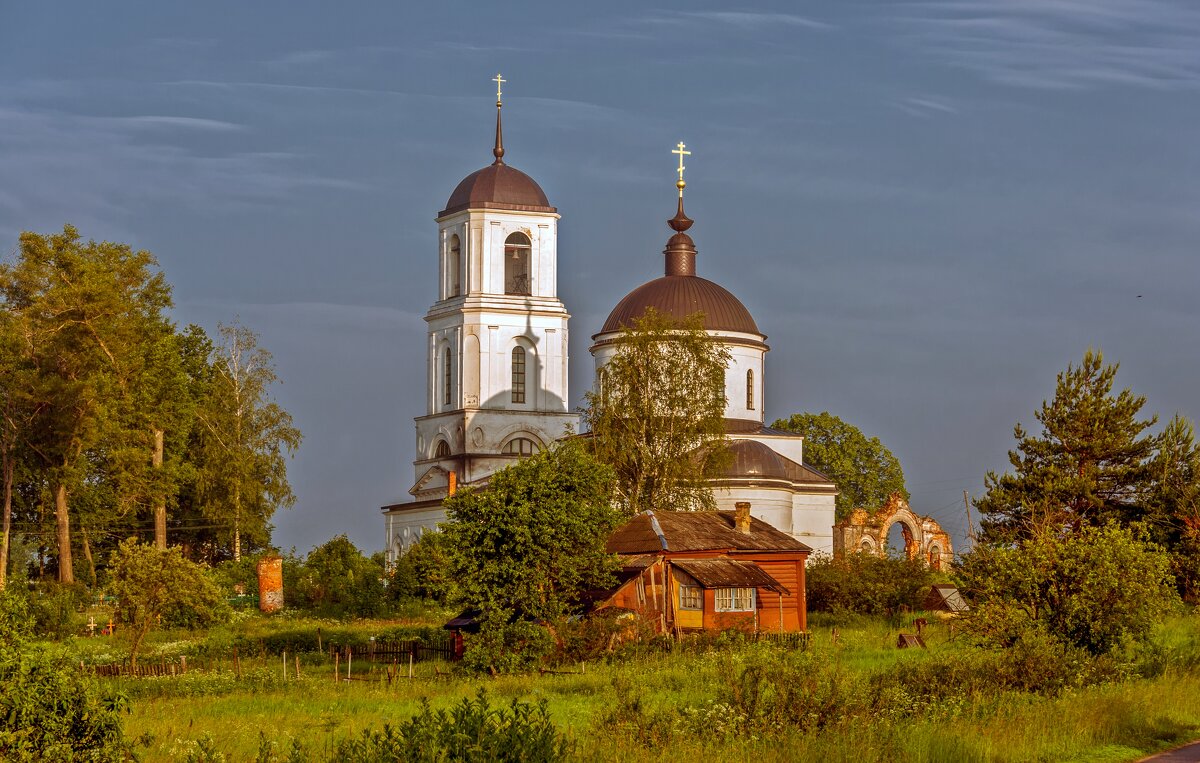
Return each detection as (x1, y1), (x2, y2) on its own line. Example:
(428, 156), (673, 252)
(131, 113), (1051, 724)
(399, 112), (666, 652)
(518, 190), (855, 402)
(832, 493), (953, 570)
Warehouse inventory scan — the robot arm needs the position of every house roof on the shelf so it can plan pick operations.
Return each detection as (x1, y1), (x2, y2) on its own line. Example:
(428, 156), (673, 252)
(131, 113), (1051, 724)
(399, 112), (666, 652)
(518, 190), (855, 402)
(672, 558), (789, 594)
(924, 584), (970, 613)
(607, 510), (812, 555)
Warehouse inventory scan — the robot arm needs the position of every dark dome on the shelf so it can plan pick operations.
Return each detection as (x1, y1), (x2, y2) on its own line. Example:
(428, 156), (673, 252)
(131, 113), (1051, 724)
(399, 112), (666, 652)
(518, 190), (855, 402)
(721, 440), (789, 481)
(440, 163), (555, 217)
(599, 275), (760, 335)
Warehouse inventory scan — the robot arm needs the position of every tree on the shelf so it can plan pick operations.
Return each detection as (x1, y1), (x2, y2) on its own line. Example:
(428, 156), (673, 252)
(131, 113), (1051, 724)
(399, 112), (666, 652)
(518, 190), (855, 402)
(581, 308), (730, 514)
(958, 522), (1179, 655)
(194, 322), (301, 561)
(442, 442), (620, 671)
(805, 552), (934, 616)
(107, 538), (226, 667)
(1146, 415), (1200, 601)
(0, 225), (172, 583)
(771, 411), (907, 522)
(293, 535), (387, 617)
(977, 350), (1158, 543)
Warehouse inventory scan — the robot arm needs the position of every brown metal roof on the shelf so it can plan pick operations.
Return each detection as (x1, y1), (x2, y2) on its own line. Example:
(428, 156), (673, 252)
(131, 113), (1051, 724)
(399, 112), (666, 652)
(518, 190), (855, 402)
(724, 419), (802, 437)
(672, 558), (789, 594)
(599, 275), (761, 335)
(721, 439), (790, 481)
(607, 510), (811, 555)
(440, 163), (555, 217)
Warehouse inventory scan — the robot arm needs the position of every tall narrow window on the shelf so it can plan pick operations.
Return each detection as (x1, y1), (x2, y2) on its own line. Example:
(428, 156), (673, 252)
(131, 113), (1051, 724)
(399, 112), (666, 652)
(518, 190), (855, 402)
(443, 348), (453, 406)
(504, 232), (531, 295)
(746, 369), (754, 410)
(511, 346), (526, 404)
(448, 234), (461, 297)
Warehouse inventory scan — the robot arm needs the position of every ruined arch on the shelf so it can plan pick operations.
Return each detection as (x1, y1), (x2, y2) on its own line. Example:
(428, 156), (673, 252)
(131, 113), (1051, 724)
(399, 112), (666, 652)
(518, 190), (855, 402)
(833, 493), (953, 570)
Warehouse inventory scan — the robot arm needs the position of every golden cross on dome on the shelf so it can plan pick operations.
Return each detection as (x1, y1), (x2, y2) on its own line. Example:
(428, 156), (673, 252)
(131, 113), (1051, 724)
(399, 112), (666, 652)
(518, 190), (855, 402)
(493, 73), (506, 104)
(672, 141), (691, 196)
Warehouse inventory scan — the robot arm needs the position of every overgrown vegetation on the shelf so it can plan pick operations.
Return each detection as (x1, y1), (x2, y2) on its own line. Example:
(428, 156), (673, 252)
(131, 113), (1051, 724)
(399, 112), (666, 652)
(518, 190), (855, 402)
(805, 551), (936, 617)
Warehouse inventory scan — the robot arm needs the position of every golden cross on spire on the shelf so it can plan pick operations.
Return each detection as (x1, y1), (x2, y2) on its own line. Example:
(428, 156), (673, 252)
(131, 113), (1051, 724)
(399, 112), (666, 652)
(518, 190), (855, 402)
(493, 73), (506, 105)
(672, 141), (691, 197)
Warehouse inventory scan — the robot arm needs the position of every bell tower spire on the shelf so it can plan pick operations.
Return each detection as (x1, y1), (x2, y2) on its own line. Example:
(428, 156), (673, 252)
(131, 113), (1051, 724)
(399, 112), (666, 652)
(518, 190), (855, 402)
(492, 73), (506, 164)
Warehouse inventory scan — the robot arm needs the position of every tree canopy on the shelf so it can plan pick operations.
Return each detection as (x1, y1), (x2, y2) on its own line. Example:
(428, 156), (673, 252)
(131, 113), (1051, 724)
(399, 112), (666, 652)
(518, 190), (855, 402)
(772, 411), (907, 523)
(581, 308), (730, 514)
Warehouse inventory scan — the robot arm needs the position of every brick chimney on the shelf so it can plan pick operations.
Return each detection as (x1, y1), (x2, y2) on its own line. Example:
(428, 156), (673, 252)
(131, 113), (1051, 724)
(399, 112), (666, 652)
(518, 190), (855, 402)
(448, 470), (457, 496)
(735, 502), (752, 534)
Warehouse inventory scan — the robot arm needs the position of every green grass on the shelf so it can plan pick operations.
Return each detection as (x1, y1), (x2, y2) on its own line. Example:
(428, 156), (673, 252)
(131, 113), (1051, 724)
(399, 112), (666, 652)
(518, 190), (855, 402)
(52, 610), (1200, 761)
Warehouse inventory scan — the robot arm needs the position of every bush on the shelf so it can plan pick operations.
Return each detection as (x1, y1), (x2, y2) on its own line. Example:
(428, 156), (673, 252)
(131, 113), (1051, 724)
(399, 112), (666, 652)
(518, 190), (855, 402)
(806, 552), (935, 616)
(333, 689), (571, 762)
(24, 581), (89, 640)
(958, 522), (1181, 655)
(291, 536), (389, 618)
(463, 613), (554, 675)
(0, 589), (129, 761)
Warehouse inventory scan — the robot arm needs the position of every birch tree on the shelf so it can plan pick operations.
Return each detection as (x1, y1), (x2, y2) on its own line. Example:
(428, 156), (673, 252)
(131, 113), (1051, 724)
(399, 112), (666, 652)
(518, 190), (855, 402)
(195, 322), (301, 561)
(580, 308), (729, 514)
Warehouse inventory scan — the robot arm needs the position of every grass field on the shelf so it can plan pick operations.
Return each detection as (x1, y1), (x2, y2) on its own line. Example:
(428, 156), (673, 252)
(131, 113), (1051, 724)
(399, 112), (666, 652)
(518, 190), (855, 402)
(57, 609), (1200, 761)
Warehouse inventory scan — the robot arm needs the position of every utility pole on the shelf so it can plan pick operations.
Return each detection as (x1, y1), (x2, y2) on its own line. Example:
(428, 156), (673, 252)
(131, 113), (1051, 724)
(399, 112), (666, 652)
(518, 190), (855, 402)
(964, 490), (978, 546)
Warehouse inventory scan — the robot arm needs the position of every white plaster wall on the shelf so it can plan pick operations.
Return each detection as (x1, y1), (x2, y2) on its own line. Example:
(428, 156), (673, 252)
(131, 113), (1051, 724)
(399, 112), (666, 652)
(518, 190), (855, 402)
(713, 487), (794, 533)
(792, 492), (836, 554)
(385, 507), (447, 563)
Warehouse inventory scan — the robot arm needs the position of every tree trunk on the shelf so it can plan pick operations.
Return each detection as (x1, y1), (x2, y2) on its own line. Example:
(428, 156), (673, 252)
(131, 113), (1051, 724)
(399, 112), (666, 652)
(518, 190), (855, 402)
(0, 455), (12, 592)
(152, 428), (166, 550)
(233, 523), (241, 563)
(54, 482), (74, 584)
(81, 526), (96, 587)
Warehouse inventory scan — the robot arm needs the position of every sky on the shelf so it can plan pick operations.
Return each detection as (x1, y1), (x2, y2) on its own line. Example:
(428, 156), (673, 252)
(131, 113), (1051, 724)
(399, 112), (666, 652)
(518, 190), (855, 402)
(2, 1), (1198, 556)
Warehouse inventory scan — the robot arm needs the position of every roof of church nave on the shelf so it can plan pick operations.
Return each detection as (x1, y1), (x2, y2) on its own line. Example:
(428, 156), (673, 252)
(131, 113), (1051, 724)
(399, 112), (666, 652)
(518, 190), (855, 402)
(597, 144), (760, 337)
(718, 439), (835, 487)
(439, 75), (555, 218)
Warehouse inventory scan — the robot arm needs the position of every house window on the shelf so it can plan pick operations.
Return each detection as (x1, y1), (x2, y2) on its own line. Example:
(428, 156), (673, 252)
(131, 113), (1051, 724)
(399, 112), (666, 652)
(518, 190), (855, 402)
(679, 585), (702, 610)
(448, 234), (461, 297)
(504, 233), (531, 295)
(746, 369), (754, 410)
(443, 348), (453, 406)
(502, 437), (537, 457)
(714, 587), (755, 612)
(434, 440), (451, 458)
(511, 346), (526, 403)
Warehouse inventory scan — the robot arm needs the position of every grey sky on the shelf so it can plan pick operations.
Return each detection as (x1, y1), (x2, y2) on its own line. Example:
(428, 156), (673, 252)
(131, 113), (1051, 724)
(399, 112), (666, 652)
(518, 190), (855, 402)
(2, 1), (1197, 554)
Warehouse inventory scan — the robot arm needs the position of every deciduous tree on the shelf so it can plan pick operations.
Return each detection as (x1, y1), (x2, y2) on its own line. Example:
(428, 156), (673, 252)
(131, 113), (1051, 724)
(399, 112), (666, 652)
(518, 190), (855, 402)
(194, 322), (301, 561)
(107, 538), (226, 667)
(581, 308), (729, 514)
(772, 411), (907, 523)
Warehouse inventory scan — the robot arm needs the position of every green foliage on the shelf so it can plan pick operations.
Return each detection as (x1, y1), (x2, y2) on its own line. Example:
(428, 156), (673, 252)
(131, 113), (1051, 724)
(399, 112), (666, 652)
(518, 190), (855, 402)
(0, 589), (128, 761)
(333, 690), (571, 762)
(444, 441), (619, 629)
(399, 531), (459, 604)
(24, 581), (89, 640)
(772, 411), (908, 522)
(108, 538), (228, 665)
(805, 552), (934, 616)
(193, 322), (301, 561)
(978, 350), (1158, 541)
(581, 308), (730, 513)
(958, 522), (1181, 655)
(293, 535), (387, 618)
(461, 613), (556, 675)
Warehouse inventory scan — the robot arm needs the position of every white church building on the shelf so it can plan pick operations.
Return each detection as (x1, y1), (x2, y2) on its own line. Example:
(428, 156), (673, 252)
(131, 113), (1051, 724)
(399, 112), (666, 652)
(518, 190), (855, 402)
(382, 82), (837, 560)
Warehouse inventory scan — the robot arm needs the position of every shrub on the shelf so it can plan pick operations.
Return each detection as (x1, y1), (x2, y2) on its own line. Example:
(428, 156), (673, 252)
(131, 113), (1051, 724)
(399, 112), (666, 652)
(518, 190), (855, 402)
(333, 689), (571, 762)
(463, 613), (554, 675)
(0, 589), (129, 761)
(24, 581), (88, 640)
(291, 536), (388, 618)
(806, 551), (935, 616)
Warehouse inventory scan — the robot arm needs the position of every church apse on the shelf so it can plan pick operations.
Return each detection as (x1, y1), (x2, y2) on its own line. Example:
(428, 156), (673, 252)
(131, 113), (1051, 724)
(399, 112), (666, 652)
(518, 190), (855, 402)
(832, 492), (953, 570)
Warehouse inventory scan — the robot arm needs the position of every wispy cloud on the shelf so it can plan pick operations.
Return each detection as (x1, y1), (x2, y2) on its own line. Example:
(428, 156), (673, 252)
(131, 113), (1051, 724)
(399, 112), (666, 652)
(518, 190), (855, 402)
(892, 96), (959, 117)
(98, 115), (244, 131)
(670, 11), (834, 31)
(897, 0), (1200, 89)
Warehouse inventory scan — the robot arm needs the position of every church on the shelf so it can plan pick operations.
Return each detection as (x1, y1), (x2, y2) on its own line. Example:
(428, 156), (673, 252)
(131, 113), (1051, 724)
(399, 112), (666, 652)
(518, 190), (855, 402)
(381, 78), (838, 561)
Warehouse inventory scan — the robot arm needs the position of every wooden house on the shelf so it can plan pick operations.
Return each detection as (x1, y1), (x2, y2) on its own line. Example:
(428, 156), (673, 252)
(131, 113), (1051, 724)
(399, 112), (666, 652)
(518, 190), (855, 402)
(599, 503), (811, 633)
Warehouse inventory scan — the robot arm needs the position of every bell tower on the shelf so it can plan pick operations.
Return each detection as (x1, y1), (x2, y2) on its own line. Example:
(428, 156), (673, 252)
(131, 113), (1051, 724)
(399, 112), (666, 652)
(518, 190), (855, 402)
(384, 76), (577, 559)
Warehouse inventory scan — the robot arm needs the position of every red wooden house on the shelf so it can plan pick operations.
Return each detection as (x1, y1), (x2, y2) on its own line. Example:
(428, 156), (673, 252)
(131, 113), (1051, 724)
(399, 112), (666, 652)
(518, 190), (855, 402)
(599, 503), (810, 633)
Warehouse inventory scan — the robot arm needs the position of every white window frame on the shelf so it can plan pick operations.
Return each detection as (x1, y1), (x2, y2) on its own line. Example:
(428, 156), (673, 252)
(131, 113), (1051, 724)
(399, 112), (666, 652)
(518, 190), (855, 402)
(714, 587), (755, 612)
(678, 584), (702, 611)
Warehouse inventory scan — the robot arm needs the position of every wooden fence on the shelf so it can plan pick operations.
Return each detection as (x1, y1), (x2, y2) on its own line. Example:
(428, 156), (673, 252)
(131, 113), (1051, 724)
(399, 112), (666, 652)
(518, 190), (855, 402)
(330, 637), (456, 664)
(89, 659), (189, 678)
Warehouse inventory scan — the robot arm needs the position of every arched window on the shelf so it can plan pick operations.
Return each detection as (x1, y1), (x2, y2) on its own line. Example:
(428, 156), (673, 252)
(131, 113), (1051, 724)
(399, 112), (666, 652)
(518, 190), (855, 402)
(434, 440), (451, 458)
(443, 347), (453, 406)
(746, 369), (754, 410)
(502, 437), (538, 457)
(448, 234), (461, 297)
(504, 233), (531, 295)
(511, 347), (527, 404)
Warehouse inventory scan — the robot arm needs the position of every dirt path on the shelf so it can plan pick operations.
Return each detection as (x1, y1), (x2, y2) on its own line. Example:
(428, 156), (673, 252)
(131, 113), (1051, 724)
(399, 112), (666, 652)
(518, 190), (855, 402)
(1141, 741), (1200, 762)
